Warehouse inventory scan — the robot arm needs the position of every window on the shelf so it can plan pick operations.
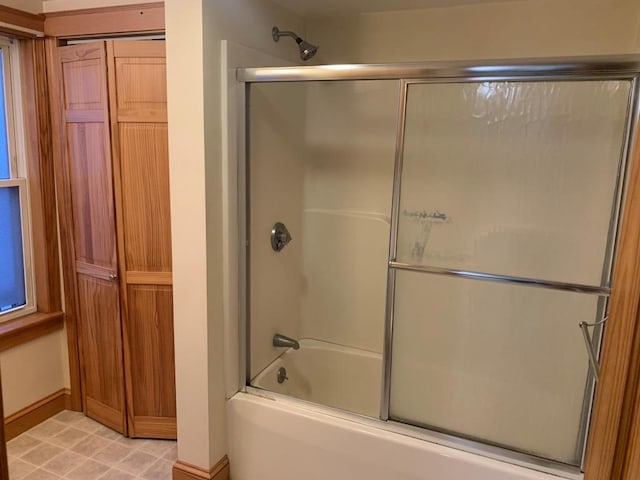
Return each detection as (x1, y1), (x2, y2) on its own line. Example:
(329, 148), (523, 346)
(0, 38), (34, 321)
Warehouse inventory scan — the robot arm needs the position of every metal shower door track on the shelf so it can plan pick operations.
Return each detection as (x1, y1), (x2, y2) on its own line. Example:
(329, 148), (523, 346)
(237, 55), (640, 82)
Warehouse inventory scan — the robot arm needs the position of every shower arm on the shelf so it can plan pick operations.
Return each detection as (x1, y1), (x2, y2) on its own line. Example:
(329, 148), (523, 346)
(271, 26), (318, 61)
(272, 28), (303, 44)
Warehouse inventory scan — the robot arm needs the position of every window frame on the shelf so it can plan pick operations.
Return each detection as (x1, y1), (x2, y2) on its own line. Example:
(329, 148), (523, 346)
(0, 36), (36, 322)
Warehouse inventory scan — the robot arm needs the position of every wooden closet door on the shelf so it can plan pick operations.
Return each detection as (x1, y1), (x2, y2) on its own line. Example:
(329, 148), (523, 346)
(58, 43), (126, 433)
(107, 40), (176, 439)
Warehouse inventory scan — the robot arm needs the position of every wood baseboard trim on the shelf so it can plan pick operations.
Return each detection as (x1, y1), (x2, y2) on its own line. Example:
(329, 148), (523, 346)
(173, 456), (230, 480)
(4, 388), (71, 440)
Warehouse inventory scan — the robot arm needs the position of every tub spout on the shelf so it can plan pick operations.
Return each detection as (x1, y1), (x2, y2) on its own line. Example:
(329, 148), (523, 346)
(273, 333), (300, 350)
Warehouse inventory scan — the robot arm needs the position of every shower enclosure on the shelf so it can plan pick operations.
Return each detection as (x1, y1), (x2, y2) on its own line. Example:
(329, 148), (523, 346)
(239, 58), (639, 475)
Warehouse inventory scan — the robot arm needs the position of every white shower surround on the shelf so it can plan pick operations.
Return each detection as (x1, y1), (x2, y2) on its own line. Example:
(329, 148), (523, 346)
(222, 43), (584, 480)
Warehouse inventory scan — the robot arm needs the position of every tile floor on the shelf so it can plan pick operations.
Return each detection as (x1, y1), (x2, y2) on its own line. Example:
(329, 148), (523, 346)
(7, 410), (176, 480)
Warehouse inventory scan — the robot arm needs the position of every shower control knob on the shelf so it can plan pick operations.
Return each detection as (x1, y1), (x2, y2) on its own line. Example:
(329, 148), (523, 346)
(277, 367), (288, 384)
(271, 222), (292, 252)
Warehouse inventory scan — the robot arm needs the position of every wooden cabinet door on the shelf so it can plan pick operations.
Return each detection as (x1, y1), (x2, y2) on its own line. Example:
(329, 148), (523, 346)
(107, 40), (176, 439)
(58, 43), (127, 434)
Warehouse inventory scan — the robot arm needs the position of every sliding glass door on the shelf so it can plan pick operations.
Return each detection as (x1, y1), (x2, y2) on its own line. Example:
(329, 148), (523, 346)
(388, 80), (632, 465)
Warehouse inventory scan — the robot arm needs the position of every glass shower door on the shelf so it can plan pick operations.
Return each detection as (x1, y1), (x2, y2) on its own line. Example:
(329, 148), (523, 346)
(247, 80), (398, 417)
(388, 80), (632, 465)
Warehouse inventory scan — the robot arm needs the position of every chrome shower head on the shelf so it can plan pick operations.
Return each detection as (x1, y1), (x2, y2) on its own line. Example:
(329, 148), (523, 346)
(297, 39), (318, 61)
(272, 26), (318, 61)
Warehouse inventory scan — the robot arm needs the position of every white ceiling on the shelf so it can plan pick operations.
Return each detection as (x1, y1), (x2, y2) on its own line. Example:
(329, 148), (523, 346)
(270, 0), (522, 18)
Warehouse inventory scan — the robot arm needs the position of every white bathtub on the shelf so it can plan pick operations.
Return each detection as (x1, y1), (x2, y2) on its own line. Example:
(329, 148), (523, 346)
(251, 339), (382, 417)
(230, 340), (577, 480)
(227, 393), (571, 480)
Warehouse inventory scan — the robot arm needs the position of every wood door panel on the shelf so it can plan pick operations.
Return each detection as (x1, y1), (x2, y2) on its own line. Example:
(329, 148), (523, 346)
(115, 57), (167, 121)
(108, 40), (175, 438)
(125, 285), (176, 419)
(67, 122), (117, 270)
(66, 110), (105, 123)
(119, 123), (171, 272)
(76, 273), (125, 432)
(59, 43), (103, 62)
(85, 397), (125, 434)
(59, 42), (127, 433)
(76, 261), (115, 282)
(62, 58), (106, 111)
(126, 271), (172, 285)
(129, 416), (176, 439)
(112, 40), (166, 58)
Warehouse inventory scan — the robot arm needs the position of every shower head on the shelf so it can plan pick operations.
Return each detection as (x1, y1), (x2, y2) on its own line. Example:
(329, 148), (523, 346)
(297, 38), (318, 61)
(272, 26), (318, 61)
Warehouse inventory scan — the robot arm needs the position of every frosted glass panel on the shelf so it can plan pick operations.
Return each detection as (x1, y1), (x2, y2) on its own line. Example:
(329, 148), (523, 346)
(397, 81), (631, 286)
(389, 271), (598, 465)
(0, 186), (26, 313)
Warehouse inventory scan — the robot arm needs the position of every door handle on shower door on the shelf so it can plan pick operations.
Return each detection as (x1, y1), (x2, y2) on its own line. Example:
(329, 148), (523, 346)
(579, 316), (608, 382)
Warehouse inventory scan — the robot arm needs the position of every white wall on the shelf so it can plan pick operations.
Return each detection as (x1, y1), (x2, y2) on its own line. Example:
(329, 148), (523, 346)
(0, 330), (69, 416)
(165, 0), (209, 470)
(165, 0), (305, 471)
(307, 0), (640, 64)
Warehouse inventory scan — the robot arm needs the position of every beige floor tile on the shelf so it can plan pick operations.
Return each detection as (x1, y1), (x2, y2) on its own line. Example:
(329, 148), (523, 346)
(70, 434), (113, 456)
(65, 459), (110, 480)
(163, 444), (178, 462)
(27, 420), (67, 440)
(93, 424), (124, 441)
(115, 450), (157, 475)
(69, 415), (104, 433)
(10, 411), (180, 479)
(93, 442), (136, 464)
(41, 450), (85, 476)
(53, 410), (84, 424)
(8, 434), (43, 458)
(8, 458), (38, 480)
(138, 439), (176, 457)
(49, 427), (87, 449)
(97, 468), (138, 480)
(20, 443), (64, 466)
(115, 435), (144, 448)
(22, 469), (61, 480)
(140, 458), (173, 480)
